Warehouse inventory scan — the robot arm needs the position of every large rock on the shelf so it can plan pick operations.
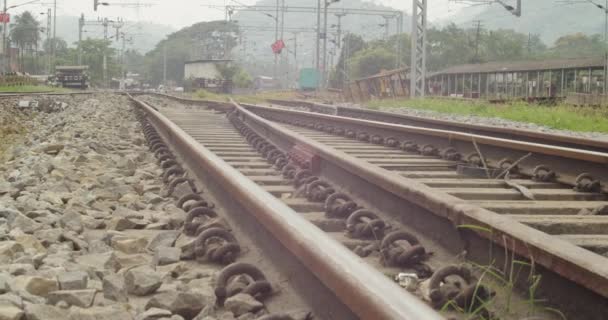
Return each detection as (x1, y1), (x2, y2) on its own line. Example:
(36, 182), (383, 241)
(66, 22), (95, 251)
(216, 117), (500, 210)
(224, 293), (263, 317)
(0, 304), (23, 320)
(33, 229), (63, 247)
(112, 237), (147, 254)
(23, 303), (68, 320)
(145, 290), (207, 319)
(0, 242), (24, 264)
(75, 252), (119, 273)
(135, 308), (171, 320)
(102, 274), (127, 302)
(57, 271), (88, 290)
(124, 266), (161, 296)
(9, 213), (42, 234)
(47, 289), (97, 308)
(10, 276), (58, 297)
(146, 231), (179, 252)
(153, 247), (180, 266)
(68, 305), (133, 320)
(59, 211), (83, 234)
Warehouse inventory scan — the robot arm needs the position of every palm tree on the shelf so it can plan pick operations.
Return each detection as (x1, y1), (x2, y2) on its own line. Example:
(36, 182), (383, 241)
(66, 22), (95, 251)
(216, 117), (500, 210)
(10, 11), (41, 72)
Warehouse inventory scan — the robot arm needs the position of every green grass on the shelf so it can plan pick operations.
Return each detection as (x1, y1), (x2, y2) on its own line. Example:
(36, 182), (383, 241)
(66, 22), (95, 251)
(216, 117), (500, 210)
(366, 98), (608, 134)
(0, 85), (70, 93)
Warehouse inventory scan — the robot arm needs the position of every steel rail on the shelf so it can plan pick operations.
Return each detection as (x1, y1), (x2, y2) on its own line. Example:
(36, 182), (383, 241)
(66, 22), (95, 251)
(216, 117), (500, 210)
(244, 103), (608, 192)
(267, 98), (608, 153)
(130, 95), (444, 320)
(231, 101), (608, 301)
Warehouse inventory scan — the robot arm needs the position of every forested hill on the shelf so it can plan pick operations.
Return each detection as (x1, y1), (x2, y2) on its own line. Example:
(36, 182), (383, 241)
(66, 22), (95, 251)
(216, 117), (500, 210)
(442, 0), (606, 44)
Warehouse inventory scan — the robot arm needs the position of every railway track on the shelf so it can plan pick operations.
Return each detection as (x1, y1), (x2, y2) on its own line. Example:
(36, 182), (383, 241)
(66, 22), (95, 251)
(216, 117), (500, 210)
(132, 93), (608, 320)
(266, 98), (608, 154)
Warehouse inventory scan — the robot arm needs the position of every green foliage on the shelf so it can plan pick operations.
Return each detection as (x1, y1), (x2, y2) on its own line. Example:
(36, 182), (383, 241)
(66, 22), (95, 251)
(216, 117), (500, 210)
(348, 46), (396, 79)
(233, 68), (252, 88)
(10, 11), (42, 73)
(366, 98), (608, 133)
(143, 20), (239, 85)
(78, 38), (119, 84)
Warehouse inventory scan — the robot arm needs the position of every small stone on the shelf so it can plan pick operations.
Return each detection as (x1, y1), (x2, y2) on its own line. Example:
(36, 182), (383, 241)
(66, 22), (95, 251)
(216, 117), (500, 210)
(41, 144), (64, 155)
(135, 307), (171, 320)
(146, 231), (179, 252)
(57, 271), (88, 290)
(124, 265), (161, 296)
(224, 293), (263, 317)
(106, 217), (137, 231)
(0, 293), (23, 308)
(68, 305), (133, 320)
(145, 290), (207, 319)
(153, 247), (180, 266)
(47, 289), (97, 308)
(59, 211), (83, 234)
(102, 274), (128, 302)
(9, 214), (42, 234)
(10, 275), (58, 297)
(33, 229), (63, 247)
(0, 304), (23, 320)
(12, 234), (45, 254)
(76, 252), (119, 273)
(112, 237), (148, 254)
(0, 273), (11, 294)
(0, 242), (23, 264)
(24, 303), (68, 320)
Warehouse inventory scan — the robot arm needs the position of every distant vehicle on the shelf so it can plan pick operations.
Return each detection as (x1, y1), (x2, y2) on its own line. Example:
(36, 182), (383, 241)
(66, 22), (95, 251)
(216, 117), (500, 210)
(54, 66), (89, 89)
(254, 76), (281, 91)
(298, 68), (319, 91)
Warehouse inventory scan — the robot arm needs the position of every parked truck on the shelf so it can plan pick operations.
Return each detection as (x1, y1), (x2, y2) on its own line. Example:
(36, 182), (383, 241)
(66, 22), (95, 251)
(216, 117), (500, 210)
(54, 66), (89, 89)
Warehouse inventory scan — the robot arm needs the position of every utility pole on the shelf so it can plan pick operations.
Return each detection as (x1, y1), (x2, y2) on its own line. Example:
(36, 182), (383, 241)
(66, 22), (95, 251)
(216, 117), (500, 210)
(604, 0), (607, 95)
(335, 13), (345, 49)
(78, 14), (83, 65)
(51, 0), (56, 72)
(102, 18), (108, 86)
(382, 15), (391, 40)
(322, 1), (328, 88)
(410, 0), (427, 98)
(472, 20), (482, 62)
(280, 0), (285, 83)
(273, 0), (279, 79)
(2, 0), (6, 72)
(163, 42), (167, 86)
(316, 0), (320, 83)
(47, 9), (52, 73)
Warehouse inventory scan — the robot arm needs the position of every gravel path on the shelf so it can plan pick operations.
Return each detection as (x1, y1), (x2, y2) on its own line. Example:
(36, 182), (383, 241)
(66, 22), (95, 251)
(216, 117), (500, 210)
(0, 94), (264, 320)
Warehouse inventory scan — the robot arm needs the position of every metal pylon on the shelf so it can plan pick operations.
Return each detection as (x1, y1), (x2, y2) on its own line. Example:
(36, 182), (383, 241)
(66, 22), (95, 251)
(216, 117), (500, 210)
(410, 0), (427, 98)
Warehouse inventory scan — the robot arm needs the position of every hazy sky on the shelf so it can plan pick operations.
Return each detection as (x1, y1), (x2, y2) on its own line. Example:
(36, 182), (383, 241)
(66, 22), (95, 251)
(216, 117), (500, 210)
(9, 0), (478, 29)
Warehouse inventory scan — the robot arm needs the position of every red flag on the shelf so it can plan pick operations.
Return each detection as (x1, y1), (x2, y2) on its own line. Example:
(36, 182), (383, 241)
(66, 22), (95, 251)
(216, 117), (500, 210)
(271, 39), (285, 54)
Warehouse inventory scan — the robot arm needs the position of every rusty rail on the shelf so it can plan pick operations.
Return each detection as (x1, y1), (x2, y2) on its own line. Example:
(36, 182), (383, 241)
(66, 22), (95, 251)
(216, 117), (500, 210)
(267, 98), (608, 153)
(234, 103), (608, 301)
(129, 94), (444, 320)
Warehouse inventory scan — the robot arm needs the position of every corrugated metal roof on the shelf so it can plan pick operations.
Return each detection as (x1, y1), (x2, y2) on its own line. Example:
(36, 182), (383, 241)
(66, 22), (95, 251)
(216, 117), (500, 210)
(433, 57), (604, 75)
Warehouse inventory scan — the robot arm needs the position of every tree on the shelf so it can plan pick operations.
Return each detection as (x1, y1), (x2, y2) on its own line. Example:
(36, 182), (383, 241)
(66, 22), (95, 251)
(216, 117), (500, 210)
(330, 33), (366, 87)
(549, 33), (603, 58)
(78, 38), (118, 84)
(143, 20), (239, 85)
(10, 11), (42, 72)
(348, 46), (396, 79)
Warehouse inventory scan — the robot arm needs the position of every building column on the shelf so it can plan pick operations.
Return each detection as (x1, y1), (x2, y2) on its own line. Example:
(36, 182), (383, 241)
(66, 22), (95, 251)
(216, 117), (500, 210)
(560, 69), (565, 95)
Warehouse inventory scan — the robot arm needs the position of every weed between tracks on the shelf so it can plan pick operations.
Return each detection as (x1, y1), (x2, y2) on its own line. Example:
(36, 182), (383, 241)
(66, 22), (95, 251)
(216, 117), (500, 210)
(450, 225), (566, 320)
(366, 98), (608, 134)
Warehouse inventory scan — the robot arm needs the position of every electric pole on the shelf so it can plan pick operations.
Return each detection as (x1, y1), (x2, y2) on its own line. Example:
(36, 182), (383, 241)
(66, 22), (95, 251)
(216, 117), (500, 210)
(102, 18), (108, 86)
(322, 0), (328, 88)
(78, 14), (84, 65)
(47, 9), (52, 73)
(2, 0), (6, 73)
(51, 0), (56, 72)
(382, 15), (391, 40)
(410, 0), (427, 98)
(472, 20), (483, 62)
(163, 42), (167, 86)
(273, 0), (279, 80)
(316, 0), (320, 84)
